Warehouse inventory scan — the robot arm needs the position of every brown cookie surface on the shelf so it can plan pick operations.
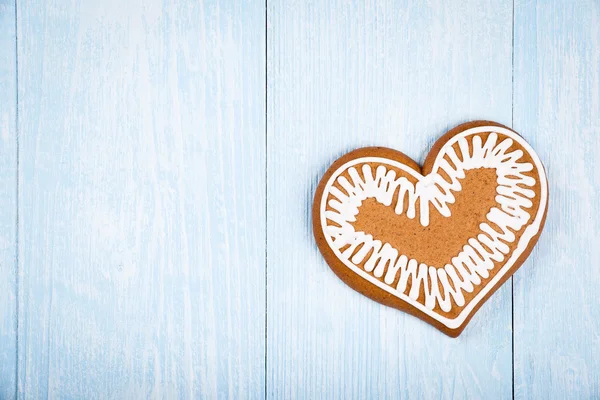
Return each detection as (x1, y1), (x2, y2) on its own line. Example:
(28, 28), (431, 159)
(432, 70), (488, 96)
(312, 121), (548, 337)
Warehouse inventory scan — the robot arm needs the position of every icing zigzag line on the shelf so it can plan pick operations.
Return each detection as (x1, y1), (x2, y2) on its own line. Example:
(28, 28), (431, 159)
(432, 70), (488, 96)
(323, 132), (537, 313)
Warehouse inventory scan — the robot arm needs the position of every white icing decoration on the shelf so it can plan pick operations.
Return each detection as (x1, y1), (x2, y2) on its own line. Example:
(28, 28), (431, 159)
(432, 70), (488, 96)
(320, 126), (548, 329)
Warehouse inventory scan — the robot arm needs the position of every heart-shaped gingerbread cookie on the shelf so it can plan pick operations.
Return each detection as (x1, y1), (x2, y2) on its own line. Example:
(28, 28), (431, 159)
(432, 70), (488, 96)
(313, 121), (548, 337)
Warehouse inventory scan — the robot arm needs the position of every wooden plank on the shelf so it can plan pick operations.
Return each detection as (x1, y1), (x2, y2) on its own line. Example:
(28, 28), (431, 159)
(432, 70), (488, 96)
(0, 0), (17, 398)
(267, 0), (513, 397)
(17, 1), (265, 398)
(513, 1), (600, 398)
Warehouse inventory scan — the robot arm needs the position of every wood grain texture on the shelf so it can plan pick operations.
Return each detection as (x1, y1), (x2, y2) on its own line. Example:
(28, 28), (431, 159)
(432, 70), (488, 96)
(267, 0), (513, 398)
(6, 0), (599, 397)
(513, 1), (600, 398)
(17, 1), (265, 398)
(0, 0), (17, 398)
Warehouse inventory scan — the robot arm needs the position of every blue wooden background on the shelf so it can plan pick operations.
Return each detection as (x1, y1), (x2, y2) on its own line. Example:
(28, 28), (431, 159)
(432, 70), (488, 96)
(0, 0), (599, 398)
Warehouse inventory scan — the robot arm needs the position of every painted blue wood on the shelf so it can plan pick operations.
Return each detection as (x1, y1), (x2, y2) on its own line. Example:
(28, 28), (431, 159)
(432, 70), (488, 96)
(0, 1), (17, 399)
(267, 0), (513, 398)
(17, 1), (265, 398)
(10, 0), (598, 397)
(513, 1), (600, 398)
